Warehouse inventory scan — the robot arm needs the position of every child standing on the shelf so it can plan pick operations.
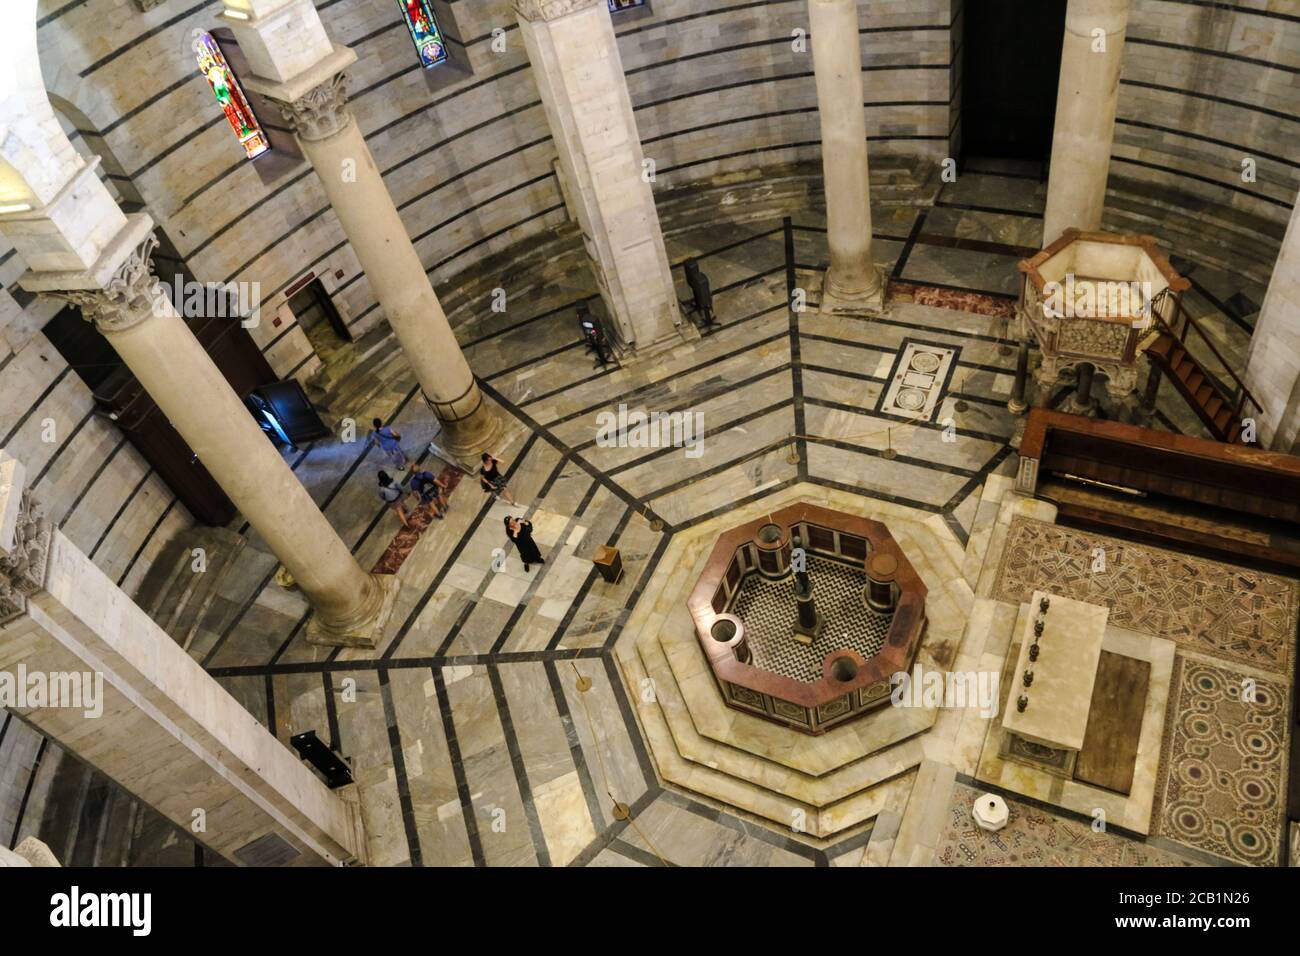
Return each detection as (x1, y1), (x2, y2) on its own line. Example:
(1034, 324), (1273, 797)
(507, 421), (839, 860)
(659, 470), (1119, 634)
(377, 470), (412, 528)
(368, 418), (408, 469)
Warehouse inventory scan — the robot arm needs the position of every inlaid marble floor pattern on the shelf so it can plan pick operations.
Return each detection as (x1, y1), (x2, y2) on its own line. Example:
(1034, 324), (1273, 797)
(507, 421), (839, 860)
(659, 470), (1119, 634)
(11, 168), (1279, 867)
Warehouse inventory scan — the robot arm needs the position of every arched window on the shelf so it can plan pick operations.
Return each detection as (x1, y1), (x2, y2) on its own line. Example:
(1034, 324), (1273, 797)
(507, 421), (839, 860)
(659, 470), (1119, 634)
(193, 30), (269, 160)
(399, 0), (449, 69)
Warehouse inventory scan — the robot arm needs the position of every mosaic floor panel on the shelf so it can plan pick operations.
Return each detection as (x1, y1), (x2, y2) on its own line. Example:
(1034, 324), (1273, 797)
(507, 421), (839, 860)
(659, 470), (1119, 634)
(993, 518), (1298, 673)
(889, 281), (1017, 319)
(1153, 656), (1288, 867)
(730, 555), (892, 683)
(877, 340), (958, 422)
(935, 783), (1201, 867)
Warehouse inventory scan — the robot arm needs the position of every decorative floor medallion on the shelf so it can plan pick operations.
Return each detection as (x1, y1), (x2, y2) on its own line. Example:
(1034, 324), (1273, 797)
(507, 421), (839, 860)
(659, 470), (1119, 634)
(1153, 657), (1287, 866)
(877, 339), (958, 422)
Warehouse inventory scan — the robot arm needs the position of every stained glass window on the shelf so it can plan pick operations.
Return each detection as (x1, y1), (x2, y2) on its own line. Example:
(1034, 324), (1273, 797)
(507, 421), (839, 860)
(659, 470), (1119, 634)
(399, 0), (448, 69)
(193, 31), (269, 161)
(608, 0), (648, 11)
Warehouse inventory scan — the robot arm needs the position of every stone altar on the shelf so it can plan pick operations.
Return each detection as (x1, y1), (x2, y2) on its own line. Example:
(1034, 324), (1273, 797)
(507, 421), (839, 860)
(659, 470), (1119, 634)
(1000, 590), (1109, 777)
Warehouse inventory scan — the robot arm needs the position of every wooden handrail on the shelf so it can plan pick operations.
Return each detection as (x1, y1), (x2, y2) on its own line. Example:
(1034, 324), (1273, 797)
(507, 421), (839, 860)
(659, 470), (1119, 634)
(1152, 293), (1262, 421)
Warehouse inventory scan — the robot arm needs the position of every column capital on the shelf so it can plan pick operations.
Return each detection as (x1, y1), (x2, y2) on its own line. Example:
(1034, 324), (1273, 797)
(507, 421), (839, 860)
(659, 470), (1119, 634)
(513, 0), (605, 22)
(269, 73), (354, 143)
(0, 456), (52, 625)
(48, 232), (166, 334)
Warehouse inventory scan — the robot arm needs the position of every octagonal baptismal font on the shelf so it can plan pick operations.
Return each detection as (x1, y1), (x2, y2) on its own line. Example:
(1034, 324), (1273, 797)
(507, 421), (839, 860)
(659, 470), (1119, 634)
(688, 503), (927, 734)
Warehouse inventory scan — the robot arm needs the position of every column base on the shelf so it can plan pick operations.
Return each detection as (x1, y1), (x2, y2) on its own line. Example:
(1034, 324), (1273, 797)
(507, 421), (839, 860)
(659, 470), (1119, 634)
(306, 572), (401, 649)
(613, 322), (698, 365)
(1059, 393), (1098, 417)
(433, 397), (502, 464)
(816, 268), (888, 316)
(791, 610), (824, 645)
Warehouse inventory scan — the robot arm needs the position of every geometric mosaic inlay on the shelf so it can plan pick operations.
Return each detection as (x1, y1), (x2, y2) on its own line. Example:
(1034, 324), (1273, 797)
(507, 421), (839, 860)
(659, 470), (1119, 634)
(1153, 657), (1288, 866)
(935, 783), (1201, 867)
(994, 517), (1297, 673)
(878, 339), (958, 422)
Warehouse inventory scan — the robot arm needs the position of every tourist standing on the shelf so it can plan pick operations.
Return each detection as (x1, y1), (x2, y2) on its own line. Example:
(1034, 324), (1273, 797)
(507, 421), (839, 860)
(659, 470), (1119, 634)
(407, 464), (449, 519)
(684, 258), (716, 329)
(377, 470), (412, 529)
(479, 452), (517, 505)
(368, 418), (408, 469)
(505, 516), (545, 572)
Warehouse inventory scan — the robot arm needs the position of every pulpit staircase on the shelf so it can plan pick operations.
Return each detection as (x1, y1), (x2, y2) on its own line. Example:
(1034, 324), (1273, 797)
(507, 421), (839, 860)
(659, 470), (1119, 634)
(1142, 290), (1261, 444)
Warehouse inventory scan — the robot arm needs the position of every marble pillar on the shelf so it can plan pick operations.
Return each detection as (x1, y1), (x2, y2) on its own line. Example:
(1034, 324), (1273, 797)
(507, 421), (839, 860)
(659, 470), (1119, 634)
(808, 0), (886, 314)
(514, 0), (685, 353)
(227, 4), (498, 457)
(1042, 0), (1130, 244)
(21, 218), (398, 649)
(1008, 338), (1031, 414)
(0, 27), (397, 649)
(1245, 192), (1300, 452)
(0, 454), (365, 866)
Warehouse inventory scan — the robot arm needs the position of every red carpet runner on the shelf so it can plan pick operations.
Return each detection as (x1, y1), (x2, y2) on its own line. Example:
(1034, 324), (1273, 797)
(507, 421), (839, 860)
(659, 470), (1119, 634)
(371, 464), (465, 575)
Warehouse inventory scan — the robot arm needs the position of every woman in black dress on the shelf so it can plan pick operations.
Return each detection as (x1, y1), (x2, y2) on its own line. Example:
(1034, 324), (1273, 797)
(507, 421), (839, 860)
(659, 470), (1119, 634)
(480, 452), (517, 505)
(505, 516), (544, 572)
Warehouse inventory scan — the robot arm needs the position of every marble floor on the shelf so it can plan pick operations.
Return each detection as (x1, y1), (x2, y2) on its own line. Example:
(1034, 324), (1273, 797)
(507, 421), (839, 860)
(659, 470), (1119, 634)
(5, 161), (1290, 867)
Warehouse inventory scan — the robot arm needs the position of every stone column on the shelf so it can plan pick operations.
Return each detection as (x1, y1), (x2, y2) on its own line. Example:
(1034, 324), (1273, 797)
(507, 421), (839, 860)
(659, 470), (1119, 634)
(0, 21), (397, 649)
(1008, 338), (1031, 414)
(1042, 0), (1130, 244)
(513, 0), (685, 353)
(22, 219), (398, 649)
(808, 0), (886, 314)
(1065, 361), (1098, 415)
(0, 454), (366, 866)
(226, 4), (498, 457)
(1244, 192), (1300, 452)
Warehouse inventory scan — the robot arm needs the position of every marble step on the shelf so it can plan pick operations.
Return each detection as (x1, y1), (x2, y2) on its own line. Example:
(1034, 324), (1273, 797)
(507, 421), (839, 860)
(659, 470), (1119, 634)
(647, 613), (935, 778)
(319, 343), (410, 422)
(133, 526), (247, 651)
(617, 644), (912, 841)
(1103, 190), (1282, 286)
(960, 475), (1014, 590)
(633, 627), (926, 809)
(972, 486), (1058, 601)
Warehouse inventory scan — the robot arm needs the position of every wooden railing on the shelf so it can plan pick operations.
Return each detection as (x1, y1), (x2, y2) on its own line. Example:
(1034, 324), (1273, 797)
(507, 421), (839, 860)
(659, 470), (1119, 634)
(1017, 408), (1300, 524)
(1148, 287), (1263, 428)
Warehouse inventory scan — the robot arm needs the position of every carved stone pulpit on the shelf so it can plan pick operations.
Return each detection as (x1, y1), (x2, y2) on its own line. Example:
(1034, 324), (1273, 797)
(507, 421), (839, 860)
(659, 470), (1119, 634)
(1016, 230), (1190, 417)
